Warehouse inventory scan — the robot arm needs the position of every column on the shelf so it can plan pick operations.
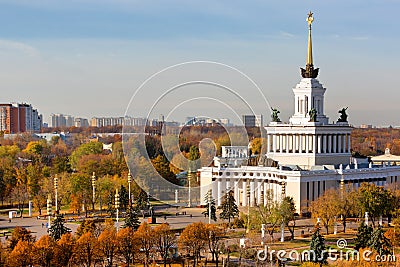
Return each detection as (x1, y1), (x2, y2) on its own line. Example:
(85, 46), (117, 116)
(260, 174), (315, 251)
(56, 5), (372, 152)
(299, 134), (303, 153)
(257, 180), (262, 205)
(327, 134), (332, 153)
(279, 135), (283, 153)
(234, 180), (239, 204)
(305, 134), (309, 153)
(342, 135), (346, 153)
(217, 179), (222, 206)
(312, 135), (317, 153)
(323, 134), (327, 153)
(242, 180), (247, 206)
(273, 135), (277, 153)
(250, 180), (255, 207)
(263, 182), (268, 206)
(338, 134), (342, 153)
(267, 134), (271, 153)
(226, 179), (231, 192)
(286, 134), (289, 153)
(292, 135), (296, 153)
(347, 134), (351, 153)
(333, 134), (337, 153)
(317, 135), (322, 154)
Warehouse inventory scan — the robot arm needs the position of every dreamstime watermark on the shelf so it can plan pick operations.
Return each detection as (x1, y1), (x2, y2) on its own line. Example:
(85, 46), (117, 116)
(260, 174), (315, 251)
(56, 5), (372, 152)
(257, 239), (396, 263)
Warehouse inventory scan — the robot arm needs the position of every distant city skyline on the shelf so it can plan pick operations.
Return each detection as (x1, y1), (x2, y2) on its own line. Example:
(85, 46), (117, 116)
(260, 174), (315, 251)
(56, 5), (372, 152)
(0, 1), (399, 126)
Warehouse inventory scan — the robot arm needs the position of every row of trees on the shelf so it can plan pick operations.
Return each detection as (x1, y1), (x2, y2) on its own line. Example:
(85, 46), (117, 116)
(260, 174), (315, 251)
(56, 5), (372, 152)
(310, 183), (400, 234)
(0, 219), (228, 267)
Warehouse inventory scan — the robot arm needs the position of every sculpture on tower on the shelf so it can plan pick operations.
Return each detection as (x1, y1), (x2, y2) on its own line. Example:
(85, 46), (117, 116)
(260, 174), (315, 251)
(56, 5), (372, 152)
(309, 108), (318, 122)
(271, 107), (281, 122)
(337, 107), (348, 122)
(300, 11), (319, 78)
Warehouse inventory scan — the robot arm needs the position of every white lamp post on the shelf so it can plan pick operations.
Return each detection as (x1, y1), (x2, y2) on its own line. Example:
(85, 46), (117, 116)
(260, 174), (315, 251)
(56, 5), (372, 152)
(91, 172), (96, 212)
(54, 175), (58, 214)
(128, 170), (132, 204)
(115, 189), (120, 232)
(47, 195), (52, 229)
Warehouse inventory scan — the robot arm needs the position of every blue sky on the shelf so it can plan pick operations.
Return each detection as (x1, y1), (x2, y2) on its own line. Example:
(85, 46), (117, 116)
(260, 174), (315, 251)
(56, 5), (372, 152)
(0, 0), (399, 126)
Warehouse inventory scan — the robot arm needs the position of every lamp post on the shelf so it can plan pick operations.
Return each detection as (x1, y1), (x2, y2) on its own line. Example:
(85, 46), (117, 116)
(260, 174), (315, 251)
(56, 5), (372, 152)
(246, 180), (250, 234)
(91, 172), (96, 212)
(47, 195), (52, 229)
(128, 170), (132, 204)
(115, 189), (120, 232)
(54, 175), (58, 214)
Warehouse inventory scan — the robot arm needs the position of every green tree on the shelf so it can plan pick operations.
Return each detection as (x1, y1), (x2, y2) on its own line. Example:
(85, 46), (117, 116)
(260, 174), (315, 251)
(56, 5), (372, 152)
(369, 225), (392, 256)
(309, 228), (327, 266)
(219, 190), (239, 227)
(69, 142), (103, 170)
(354, 222), (373, 250)
(49, 214), (71, 241)
(119, 185), (129, 211)
(280, 196), (297, 240)
(357, 183), (396, 227)
(123, 205), (140, 230)
(202, 190), (217, 222)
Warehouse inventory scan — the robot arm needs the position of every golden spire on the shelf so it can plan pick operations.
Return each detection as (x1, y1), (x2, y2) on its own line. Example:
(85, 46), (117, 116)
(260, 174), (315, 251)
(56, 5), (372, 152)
(301, 11), (319, 78)
(306, 11), (314, 65)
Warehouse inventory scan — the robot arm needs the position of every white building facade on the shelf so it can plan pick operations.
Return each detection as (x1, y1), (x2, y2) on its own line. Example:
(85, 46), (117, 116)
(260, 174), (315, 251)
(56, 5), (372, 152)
(199, 13), (400, 213)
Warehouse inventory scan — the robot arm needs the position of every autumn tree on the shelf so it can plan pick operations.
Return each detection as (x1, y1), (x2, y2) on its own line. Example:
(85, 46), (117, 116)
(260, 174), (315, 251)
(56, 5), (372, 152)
(310, 189), (340, 234)
(8, 227), (35, 250)
(206, 224), (226, 266)
(135, 222), (156, 267)
(219, 190), (239, 227)
(250, 190), (280, 242)
(55, 233), (75, 267)
(7, 240), (33, 267)
(73, 232), (99, 267)
(75, 219), (97, 238)
(98, 228), (118, 267)
(33, 235), (56, 267)
(10, 184), (29, 217)
(280, 196), (297, 240)
(179, 222), (208, 267)
(337, 186), (358, 233)
(154, 223), (176, 267)
(117, 227), (140, 267)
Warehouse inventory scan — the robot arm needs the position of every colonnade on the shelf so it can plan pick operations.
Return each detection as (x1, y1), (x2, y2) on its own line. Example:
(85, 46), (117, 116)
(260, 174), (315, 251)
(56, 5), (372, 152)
(267, 133), (351, 154)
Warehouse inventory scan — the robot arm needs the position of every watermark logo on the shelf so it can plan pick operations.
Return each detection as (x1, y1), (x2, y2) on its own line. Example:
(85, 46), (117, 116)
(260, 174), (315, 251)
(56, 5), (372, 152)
(257, 239), (396, 263)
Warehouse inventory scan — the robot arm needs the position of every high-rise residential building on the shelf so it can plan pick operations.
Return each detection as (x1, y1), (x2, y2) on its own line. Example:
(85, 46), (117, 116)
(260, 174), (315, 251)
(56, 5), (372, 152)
(242, 114), (263, 127)
(74, 118), (89, 128)
(49, 114), (76, 128)
(0, 103), (42, 133)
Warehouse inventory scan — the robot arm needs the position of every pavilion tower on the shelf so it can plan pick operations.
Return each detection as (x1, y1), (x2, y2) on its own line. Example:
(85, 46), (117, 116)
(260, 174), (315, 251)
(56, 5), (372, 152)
(265, 12), (352, 168)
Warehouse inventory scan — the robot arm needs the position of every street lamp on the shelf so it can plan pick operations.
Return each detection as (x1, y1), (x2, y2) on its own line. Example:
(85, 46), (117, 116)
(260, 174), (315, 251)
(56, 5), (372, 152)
(246, 180), (250, 234)
(54, 175), (58, 214)
(92, 172), (96, 212)
(115, 189), (120, 232)
(47, 195), (52, 229)
(128, 169), (132, 204)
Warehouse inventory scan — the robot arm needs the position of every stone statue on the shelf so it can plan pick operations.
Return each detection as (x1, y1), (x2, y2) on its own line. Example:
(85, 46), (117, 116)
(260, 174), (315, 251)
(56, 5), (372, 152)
(338, 107), (348, 122)
(271, 107), (281, 122)
(308, 108), (318, 122)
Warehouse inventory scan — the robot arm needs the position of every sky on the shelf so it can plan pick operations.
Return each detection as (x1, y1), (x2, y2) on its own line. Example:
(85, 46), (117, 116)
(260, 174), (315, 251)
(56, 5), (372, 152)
(0, 0), (399, 126)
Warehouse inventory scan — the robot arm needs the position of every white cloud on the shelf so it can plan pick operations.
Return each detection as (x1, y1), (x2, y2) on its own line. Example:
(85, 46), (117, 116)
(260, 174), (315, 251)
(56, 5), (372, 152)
(0, 39), (39, 57)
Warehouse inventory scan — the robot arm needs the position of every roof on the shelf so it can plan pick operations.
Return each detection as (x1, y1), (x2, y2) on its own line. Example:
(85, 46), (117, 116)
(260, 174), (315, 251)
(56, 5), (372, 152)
(371, 148), (400, 162)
